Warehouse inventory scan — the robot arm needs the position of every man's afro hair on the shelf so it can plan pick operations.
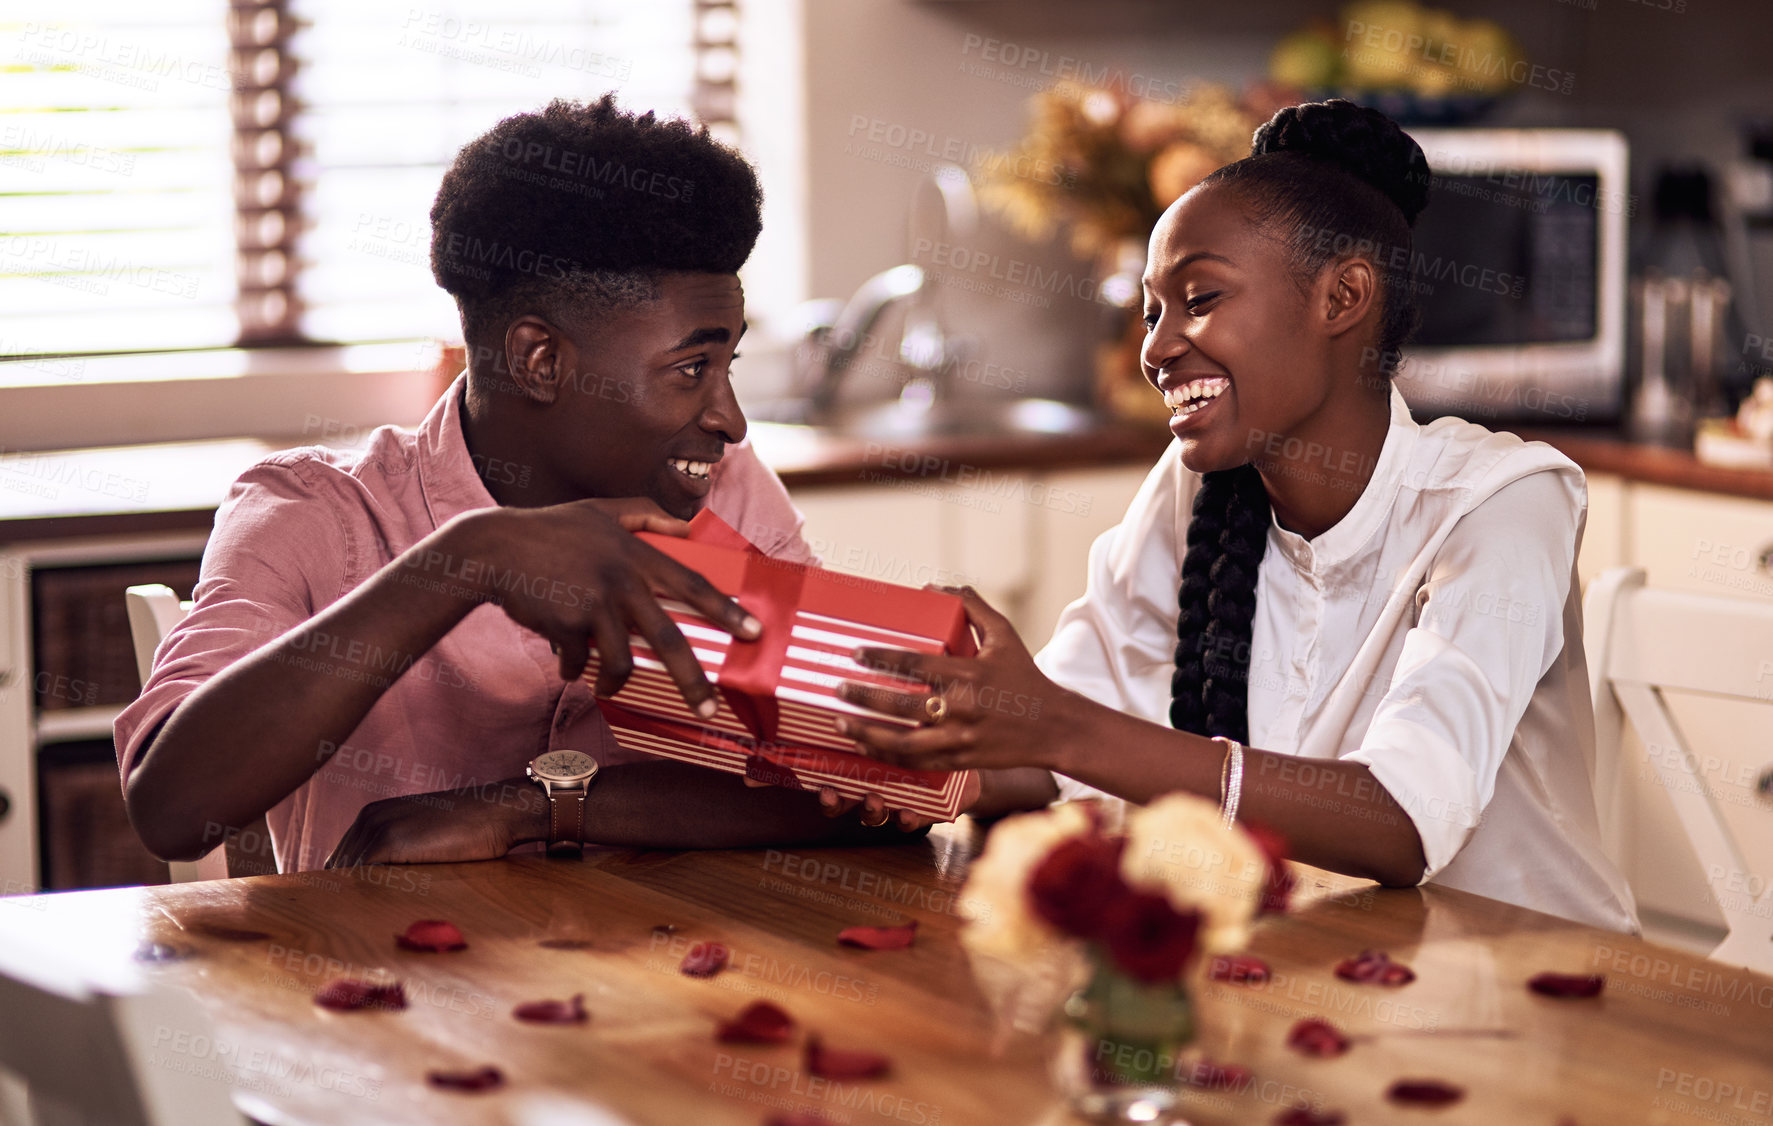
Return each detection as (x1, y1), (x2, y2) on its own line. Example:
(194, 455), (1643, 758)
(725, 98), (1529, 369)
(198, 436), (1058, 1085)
(429, 96), (762, 313)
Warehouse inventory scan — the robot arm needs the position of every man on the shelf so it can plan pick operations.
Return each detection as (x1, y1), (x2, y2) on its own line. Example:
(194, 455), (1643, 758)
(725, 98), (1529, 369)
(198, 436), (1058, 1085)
(118, 98), (1029, 873)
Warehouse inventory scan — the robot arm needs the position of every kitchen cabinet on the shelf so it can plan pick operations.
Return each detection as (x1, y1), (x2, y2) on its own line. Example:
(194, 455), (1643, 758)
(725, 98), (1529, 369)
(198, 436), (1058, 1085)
(1579, 472), (1773, 950)
(0, 533), (206, 894)
(1629, 483), (1773, 602)
(788, 463), (1151, 653)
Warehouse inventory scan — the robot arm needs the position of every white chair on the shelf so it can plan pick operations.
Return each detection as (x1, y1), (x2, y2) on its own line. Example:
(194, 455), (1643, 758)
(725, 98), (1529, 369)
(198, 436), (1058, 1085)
(124, 587), (274, 883)
(123, 585), (190, 690)
(0, 929), (244, 1126)
(1585, 566), (1773, 974)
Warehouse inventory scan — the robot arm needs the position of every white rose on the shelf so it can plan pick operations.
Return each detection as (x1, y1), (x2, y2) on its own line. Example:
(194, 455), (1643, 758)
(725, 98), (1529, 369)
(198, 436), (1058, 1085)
(958, 802), (1096, 960)
(1119, 792), (1267, 953)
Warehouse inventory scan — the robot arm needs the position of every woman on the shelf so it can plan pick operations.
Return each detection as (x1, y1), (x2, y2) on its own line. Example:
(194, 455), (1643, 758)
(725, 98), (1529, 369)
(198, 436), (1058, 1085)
(836, 99), (1638, 933)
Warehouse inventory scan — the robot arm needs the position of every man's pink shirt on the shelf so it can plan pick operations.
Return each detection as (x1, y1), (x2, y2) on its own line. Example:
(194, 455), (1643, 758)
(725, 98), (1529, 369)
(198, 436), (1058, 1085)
(114, 376), (814, 872)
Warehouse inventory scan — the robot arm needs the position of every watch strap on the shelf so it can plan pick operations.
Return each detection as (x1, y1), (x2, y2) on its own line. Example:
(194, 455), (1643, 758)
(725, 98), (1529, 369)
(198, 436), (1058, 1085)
(545, 787), (586, 858)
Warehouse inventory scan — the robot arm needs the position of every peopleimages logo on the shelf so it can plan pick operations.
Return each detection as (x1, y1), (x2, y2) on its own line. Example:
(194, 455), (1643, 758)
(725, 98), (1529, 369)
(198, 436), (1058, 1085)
(958, 33), (1185, 105)
(435, 232), (579, 284)
(844, 115), (1075, 188)
(499, 139), (694, 202)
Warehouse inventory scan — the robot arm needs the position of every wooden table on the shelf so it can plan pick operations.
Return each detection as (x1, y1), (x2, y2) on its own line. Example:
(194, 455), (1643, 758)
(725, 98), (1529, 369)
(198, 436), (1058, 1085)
(2, 826), (1770, 1126)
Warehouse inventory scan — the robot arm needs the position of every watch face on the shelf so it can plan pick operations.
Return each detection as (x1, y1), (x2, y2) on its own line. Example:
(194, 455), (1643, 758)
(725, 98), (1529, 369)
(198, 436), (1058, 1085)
(532, 750), (597, 784)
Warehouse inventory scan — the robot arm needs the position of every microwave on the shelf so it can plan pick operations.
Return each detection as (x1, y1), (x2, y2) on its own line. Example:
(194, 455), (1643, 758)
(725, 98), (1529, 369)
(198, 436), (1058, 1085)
(1392, 128), (1630, 425)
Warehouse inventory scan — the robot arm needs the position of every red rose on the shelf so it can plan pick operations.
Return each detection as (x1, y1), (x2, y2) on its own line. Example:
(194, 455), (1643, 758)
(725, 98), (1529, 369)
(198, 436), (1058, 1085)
(1028, 833), (1128, 940)
(1099, 890), (1202, 983)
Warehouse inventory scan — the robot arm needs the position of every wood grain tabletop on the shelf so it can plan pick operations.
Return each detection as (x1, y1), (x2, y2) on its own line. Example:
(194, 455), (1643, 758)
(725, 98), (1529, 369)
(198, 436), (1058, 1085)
(2, 823), (1769, 1126)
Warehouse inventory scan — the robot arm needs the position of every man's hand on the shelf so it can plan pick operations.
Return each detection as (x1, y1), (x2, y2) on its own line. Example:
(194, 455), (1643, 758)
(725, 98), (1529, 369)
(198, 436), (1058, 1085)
(325, 775), (546, 868)
(443, 498), (761, 714)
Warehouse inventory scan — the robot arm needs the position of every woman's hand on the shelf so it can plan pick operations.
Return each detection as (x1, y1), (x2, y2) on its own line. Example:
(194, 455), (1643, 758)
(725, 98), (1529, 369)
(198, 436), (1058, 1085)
(817, 774), (983, 831)
(324, 776), (545, 868)
(834, 587), (1079, 774)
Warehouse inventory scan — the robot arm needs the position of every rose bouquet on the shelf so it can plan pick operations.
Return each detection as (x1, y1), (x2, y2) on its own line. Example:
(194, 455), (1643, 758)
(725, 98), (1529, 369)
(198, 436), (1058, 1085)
(960, 794), (1290, 1119)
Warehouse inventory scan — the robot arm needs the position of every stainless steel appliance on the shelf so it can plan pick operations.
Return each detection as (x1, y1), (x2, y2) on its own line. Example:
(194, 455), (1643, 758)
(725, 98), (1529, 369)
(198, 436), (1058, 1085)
(1392, 128), (1630, 425)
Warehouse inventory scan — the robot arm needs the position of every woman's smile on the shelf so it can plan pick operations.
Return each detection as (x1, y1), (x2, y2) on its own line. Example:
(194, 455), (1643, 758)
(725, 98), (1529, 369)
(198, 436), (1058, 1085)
(1164, 375), (1231, 435)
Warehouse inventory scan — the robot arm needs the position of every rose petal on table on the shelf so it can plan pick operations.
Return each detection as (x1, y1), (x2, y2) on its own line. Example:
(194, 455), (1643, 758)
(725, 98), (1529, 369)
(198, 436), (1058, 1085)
(1334, 949), (1416, 986)
(1528, 972), (1606, 998)
(314, 979), (407, 1011)
(1181, 1058), (1252, 1089)
(512, 994), (588, 1024)
(836, 922), (917, 950)
(1387, 1079), (1465, 1106)
(805, 1036), (891, 1080)
(1286, 1018), (1350, 1058)
(395, 919), (467, 952)
(681, 941), (730, 977)
(1206, 954), (1272, 984)
(1274, 1108), (1346, 1126)
(133, 941), (189, 963)
(425, 1065), (503, 1092)
(717, 1001), (796, 1044)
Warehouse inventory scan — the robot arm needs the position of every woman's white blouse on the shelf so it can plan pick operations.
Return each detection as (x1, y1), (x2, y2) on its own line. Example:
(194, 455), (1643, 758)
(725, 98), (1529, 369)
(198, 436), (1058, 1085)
(1036, 385), (1640, 933)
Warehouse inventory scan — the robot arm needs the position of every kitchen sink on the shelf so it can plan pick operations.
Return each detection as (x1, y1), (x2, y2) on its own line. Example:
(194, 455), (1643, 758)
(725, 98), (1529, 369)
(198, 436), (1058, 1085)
(747, 397), (1106, 441)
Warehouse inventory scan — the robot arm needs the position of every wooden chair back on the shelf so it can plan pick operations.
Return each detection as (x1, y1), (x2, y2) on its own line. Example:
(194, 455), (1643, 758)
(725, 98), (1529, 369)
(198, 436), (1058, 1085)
(1584, 565), (1773, 973)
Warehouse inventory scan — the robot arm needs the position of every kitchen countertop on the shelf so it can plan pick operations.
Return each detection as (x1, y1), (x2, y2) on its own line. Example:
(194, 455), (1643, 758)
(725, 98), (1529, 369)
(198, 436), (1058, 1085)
(4, 418), (1773, 543)
(1515, 428), (1773, 502)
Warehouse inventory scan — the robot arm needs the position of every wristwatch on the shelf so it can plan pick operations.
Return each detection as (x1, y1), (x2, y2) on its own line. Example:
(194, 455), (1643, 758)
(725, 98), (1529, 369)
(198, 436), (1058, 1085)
(525, 749), (599, 857)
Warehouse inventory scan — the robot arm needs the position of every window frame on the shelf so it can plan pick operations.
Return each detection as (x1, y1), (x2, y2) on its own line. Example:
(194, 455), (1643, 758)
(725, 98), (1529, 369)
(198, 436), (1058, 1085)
(0, 0), (805, 454)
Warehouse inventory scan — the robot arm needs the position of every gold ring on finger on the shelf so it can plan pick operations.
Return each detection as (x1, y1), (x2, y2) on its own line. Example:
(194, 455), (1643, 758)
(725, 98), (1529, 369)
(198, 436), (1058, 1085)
(861, 807), (890, 827)
(923, 694), (949, 725)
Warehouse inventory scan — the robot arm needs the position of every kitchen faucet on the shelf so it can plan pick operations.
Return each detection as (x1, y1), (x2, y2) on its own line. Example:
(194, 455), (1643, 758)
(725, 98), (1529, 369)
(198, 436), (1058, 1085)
(805, 263), (927, 417)
(802, 164), (977, 419)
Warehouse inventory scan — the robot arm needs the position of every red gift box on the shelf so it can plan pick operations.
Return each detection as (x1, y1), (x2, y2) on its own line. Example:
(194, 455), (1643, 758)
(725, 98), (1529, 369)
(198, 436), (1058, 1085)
(582, 511), (976, 819)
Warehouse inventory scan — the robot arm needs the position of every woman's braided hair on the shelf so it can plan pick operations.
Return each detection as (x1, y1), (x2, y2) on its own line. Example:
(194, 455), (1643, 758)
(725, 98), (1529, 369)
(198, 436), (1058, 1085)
(1168, 100), (1429, 740)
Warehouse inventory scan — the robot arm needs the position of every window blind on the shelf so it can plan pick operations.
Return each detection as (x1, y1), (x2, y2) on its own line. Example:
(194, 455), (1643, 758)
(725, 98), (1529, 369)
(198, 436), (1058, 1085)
(1, 0), (716, 371)
(287, 0), (699, 347)
(0, 1), (238, 360)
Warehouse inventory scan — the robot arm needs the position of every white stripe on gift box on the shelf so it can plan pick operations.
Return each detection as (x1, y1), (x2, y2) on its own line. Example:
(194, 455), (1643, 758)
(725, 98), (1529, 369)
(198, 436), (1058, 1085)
(605, 728), (964, 815)
(607, 643), (928, 701)
(610, 667), (919, 729)
(657, 600), (943, 650)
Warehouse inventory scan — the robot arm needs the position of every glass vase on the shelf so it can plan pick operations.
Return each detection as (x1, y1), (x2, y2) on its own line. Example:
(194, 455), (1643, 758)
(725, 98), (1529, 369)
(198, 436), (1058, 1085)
(1051, 954), (1196, 1124)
